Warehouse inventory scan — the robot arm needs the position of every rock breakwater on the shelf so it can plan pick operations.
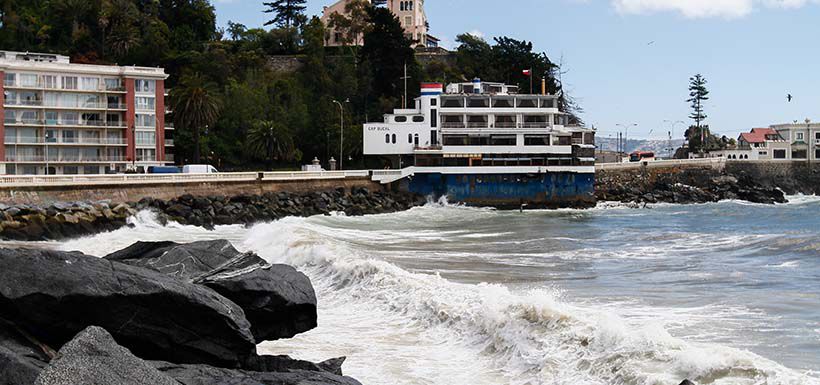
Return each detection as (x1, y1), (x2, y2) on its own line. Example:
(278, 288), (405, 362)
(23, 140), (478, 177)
(0, 187), (423, 241)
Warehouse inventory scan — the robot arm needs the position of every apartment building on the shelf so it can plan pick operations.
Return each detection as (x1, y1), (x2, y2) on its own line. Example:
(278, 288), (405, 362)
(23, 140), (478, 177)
(0, 50), (173, 175)
(321, 0), (437, 48)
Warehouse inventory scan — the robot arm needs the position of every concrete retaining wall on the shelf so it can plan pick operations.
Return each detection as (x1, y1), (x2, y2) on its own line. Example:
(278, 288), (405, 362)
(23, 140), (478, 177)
(725, 161), (820, 195)
(0, 177), (382, 206)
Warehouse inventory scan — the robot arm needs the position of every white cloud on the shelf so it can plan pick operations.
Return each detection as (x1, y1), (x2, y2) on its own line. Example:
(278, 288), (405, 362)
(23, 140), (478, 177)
(467, 29), (485, 39)
(613, 0), (817, 18)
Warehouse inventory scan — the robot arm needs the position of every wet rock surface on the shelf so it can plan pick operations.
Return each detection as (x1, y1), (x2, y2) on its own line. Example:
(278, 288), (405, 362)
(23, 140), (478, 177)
(0, 188), (422, 241)
(0, 240), (358, 384)
(596, 168), (787, 205)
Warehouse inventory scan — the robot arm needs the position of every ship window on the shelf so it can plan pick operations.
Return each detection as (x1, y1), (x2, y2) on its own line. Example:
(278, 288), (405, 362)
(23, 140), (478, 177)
(385, 134), (390, 143)
(392, 134), (397, 144)
(395, 116), (407, 123)
(412, 116), (424, 123)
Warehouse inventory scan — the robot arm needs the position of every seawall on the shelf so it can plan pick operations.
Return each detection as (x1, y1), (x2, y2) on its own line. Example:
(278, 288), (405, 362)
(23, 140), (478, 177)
(0, 177), (382, 206)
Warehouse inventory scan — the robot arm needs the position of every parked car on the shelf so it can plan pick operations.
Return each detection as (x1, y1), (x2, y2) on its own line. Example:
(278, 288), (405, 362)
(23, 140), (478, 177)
(182, 164), (219, 174)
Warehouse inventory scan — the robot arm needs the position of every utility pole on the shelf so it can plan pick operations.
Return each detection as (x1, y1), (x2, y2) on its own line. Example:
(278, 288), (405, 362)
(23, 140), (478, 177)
(806, 118), (812, 166)
(400, 62), (410, 109)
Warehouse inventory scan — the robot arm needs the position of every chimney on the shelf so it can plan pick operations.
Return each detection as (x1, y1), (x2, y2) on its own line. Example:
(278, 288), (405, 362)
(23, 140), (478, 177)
(541, 77), (546, 95)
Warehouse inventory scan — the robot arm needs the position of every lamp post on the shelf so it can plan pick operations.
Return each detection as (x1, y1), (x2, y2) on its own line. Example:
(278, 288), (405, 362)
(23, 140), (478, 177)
(44, 130), (50, 175)
(806, 118), (812, 166)
(332, 99), (349, 170)
(616, 123), (638, 158)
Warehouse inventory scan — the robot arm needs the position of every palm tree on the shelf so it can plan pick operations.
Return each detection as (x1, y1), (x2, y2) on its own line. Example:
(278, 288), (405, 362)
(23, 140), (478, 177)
(170, 73), (222, 163)
(246, 120), (297, 169)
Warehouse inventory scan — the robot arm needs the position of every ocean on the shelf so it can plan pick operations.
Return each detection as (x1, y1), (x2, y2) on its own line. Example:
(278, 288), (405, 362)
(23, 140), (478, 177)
(42, 197), (820, 385)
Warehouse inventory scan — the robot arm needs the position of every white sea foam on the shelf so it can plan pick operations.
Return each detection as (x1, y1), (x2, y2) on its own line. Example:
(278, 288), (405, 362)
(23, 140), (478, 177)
(57, 209), (820, 385)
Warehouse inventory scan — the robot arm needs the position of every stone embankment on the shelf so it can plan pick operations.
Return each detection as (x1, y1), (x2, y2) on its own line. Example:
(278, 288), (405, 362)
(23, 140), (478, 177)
(596, 166), (787, 204)
(0, 240), (362, 385)
(0, 187), (423, 241)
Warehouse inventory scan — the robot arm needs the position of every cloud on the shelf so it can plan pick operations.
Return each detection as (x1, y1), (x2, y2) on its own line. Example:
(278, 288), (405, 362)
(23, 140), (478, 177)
(467, 29), (485, 39)
(612, 0), (817, 18)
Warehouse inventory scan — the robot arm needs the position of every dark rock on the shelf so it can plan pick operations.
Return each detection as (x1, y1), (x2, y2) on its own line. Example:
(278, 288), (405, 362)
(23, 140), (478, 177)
(679, 380), (696, 385)
(196, 264), (317, 342)
(34, 326), (177, 385)
(243, 355), (346, 376)
(104, 240), (258, 280)
(0, 248), (255, 366)
(0, 318), (52, 385)
(152, 361), (362, 385)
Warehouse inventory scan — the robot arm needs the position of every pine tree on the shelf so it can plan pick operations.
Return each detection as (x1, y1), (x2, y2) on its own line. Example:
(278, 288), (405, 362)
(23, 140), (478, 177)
(687, 74), (709, 128)
(262, 0), (306, 29)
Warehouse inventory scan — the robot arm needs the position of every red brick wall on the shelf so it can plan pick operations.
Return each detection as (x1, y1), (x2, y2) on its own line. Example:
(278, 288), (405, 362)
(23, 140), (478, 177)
(125, 78), (136, 163)
(0, 71), (5, 161)
(155, 80), (165, 162)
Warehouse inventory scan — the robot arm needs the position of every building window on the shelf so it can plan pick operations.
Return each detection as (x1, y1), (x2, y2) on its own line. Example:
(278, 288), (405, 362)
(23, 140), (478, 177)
(42, 75), (57, 89)
(796, 132), (804, 141)
(412, 116), (425, 123)
(408, 134), (412, 143)
(83, 166), (99, 175)
(136, 148), (156, 162)
(400, 1), (404, 11)
(136, 97), (156, 110)
(62, 76), (78, 90)
(431, 109), (437, 127)
(81, 77), (99, 91)
(792, 149), (807, 159)
(414, 134), (419, 146)
(63, 166), (79, 175)
(135, 79), (156, 93)
(19, 74), (38, 87)
(62, 130), (78, 143)
(430, 99), (437, 106)
(391, 134), (397, 144)
(525, 135), (550, 146)
(758, 151), (767, 156)
(773, 149), (786, 159)
(4, 73), (15, 86)
(135, 114), (156, 128)
(816, 149), (820, 159)
(136, 131), (156, 146)
(104, 78), (122, 91)
(385, 134), (390, 143)
(394, 116), (407, 123)
(405, 16), (412, 27)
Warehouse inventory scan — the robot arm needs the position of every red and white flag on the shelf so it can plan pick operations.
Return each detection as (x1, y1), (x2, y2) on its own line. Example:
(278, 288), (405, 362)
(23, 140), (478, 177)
(522, 69), (532, 76)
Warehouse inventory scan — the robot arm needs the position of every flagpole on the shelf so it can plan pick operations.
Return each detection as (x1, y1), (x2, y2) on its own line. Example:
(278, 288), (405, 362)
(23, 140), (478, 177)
(529, 68), (533, 94)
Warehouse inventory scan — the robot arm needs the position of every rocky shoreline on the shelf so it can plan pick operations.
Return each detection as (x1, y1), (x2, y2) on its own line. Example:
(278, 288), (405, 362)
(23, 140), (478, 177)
(0, 187), (424, 241)
(0, 240), (362, 385)
(595, 168), (788, 205)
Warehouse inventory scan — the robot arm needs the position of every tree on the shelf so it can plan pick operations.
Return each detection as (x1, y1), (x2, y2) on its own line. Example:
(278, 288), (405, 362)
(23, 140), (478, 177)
(170, 72), (222, 163)
(687, 74), (709, 128)
(263, 0), (306, 29)
(327, 0), (371, 47)
(246, 120), (298, 168)
(227, 21), (246, 40)
(359, 6), (419, 109)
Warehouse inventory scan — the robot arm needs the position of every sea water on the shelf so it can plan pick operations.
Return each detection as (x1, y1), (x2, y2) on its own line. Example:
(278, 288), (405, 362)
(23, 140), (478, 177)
(39, 197), (820, 385)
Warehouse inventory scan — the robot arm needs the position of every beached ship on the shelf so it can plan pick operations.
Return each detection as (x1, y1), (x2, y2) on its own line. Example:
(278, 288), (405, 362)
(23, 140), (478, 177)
(364, 80), (596, 208)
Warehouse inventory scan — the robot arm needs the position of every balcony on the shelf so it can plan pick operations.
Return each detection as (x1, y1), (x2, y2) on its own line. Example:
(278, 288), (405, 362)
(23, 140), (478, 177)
(4, 119), (126, 128)
(165, 123), (175, 130)
(4, 100), (128, 110)
(5, 137), (128, 145)
(164, 139), (174, 147)
(5, 155), (127, 163)
(441, 122), (466, 129)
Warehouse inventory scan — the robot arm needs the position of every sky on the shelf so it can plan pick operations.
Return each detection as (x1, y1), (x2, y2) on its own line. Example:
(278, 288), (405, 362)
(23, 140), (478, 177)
(212, 0), (820, 140)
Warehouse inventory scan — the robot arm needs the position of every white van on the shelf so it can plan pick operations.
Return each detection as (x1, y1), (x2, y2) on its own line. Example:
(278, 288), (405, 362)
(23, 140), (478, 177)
(182, 164), (219, 174)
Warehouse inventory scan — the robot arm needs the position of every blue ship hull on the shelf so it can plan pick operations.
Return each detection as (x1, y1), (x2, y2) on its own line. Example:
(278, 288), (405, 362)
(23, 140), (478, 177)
(403, 172), (596, 209)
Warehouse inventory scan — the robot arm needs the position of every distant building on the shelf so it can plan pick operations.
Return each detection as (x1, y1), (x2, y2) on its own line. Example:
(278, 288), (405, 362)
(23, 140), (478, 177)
(321, 0), (437, 48)
(1, 51), (174, 175)
(697, 122), (820, 161)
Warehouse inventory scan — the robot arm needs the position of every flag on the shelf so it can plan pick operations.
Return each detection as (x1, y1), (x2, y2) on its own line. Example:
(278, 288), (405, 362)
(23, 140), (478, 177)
(522, 69), (532, 76)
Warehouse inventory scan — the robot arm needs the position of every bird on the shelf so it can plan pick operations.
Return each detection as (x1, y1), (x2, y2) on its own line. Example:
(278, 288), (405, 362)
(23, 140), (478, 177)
(647, 41), (655, 46)
(787, 94), (793, 102)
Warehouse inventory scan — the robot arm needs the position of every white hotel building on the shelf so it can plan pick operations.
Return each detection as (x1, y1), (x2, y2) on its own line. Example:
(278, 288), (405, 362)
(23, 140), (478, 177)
(0, 51), (173, 175)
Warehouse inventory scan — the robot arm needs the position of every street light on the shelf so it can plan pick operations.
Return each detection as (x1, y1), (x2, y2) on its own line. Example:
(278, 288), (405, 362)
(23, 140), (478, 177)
(332, 99), (350, 170)
(616, 123), (638, 158)
(806, 118), (812, 165)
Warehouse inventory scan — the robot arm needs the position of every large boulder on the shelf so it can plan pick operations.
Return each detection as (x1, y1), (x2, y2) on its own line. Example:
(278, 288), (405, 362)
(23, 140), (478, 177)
(243, 355), (346, 376)
(152, 361), (362, 385)
(35, 326), (178, 385)
(104, 240), (259, 280)
(0, 318), (52, 385)
(108, 240), (318, 342)
(0, 248), (255, 366)
(196, 264), (318, 342)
